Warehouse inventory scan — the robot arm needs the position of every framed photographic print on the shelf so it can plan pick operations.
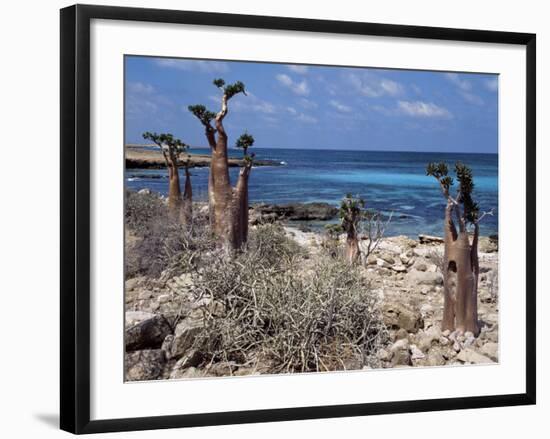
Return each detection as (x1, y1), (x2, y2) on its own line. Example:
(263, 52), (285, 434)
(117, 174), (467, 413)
(60, 4), (536, 434)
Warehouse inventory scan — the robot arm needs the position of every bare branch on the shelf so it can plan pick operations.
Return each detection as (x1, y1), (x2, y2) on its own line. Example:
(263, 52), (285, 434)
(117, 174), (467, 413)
(476, 208), (495, 224)
(216, 93), (229, 133)
(363, 211), (393, 258)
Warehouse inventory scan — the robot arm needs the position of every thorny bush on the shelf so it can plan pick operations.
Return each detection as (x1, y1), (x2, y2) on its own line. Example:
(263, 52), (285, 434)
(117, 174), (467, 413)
(189, 225), (387, 373)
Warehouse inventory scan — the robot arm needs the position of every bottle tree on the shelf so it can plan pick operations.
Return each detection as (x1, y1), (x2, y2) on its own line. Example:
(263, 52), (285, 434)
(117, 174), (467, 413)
(142, 132), (192, 223)
(188, 78), (254, 250)
(232, 132), (255, 247)
(339, 194), (365, 264)
(426, 161), (493, 336)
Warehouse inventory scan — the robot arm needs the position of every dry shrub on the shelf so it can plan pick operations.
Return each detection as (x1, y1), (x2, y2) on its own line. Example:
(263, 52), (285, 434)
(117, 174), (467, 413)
(125, 190), (216, 279)
(261, 258), (387, 372)
(190, 227), (386, 373)
(126, 193), (387, 374)
(426, 248), (445, 273)
(487, 264), (499, 302)
(246, 223), (305, 266)
(125, 190), (166, 234)
(322, 223), (344, 259)
(359, 209), (393, 260)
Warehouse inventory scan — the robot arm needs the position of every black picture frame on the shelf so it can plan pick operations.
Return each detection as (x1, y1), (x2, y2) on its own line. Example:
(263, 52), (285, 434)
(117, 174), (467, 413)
(60, 4), (536, 434)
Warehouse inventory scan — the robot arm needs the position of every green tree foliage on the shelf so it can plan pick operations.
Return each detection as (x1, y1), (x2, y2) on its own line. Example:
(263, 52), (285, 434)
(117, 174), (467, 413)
(213, 78), (247, 98)
(339, 193), (365, 225)
(426, 162), (453, 193)
(455, 162), (479, 223)
(235, 132), (255, 158)
(426, 161), (479, 224)
(188, 79), (247, 129)
(142, 131), (188, 154)
(324, 223), (344, 237)
(187, 105), (216, 128)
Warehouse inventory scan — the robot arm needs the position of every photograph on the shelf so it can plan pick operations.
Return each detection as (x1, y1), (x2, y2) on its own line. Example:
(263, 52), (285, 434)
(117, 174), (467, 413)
(123, 55), (499, 381)
(0, 0), (542, 436)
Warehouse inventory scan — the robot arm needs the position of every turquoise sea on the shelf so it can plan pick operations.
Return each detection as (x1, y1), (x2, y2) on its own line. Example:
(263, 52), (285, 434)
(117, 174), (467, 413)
(126, 148), (498, 238)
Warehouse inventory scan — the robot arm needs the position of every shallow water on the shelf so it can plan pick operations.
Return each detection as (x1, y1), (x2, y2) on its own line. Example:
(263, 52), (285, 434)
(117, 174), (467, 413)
(126, 147), (498, 238)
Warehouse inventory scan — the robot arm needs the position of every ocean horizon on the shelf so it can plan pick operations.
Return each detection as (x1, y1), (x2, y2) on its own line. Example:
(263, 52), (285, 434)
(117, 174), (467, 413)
(130, 143), (498, 155)
(126, 147), (498, 238)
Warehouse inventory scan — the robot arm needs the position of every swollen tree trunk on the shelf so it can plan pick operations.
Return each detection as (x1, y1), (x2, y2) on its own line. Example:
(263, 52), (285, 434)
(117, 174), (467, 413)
(345, 229), (360, 265)
(143, 133), (192, 225)
(467, 224), (480, 333)
(166, 160), (182, 220)
(441, 200), (457, 331)
(165, 151), (192, 225)
(340, 196), (362, 265)
(205, 96), (252, 250)
(205, 129), (217, 230)
(441, 203), (480, 336)
(190, 81), (251, 250)
(208, 97), (233, 242)
(181, 166), (193, 225)
(230, 165), (252, 249)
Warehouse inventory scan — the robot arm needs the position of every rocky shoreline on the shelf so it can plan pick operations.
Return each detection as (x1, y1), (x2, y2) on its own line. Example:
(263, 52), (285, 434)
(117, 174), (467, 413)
(250, 202), (338, 223)
(125, 223), (499, 380)
(126, 145), (281, 169)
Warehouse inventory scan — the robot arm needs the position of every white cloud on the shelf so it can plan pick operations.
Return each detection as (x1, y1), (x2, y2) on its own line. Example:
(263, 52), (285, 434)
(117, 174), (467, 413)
(135, 100), (159, 115)
(126, 81), (160, 118)
(127, 81), (155, 95)
(461, 92), (484, 106)
(485, 77), (498, 92)
(298, 98), (318, 109)
(329, 99), (352, 113)
(276, 74), (292, 86)
(445, 73), (472, 91)
(261, 115), (279, 125)
(276, 73), (310, 96)
(287, 65), (309, 74)
(397, 100), (453, 119)
(370, 104), (393, 116)
(230, 92), (276, 114)
(155, 58), (229, 73)
(253, 101), (276, 114)
(445, 73), (485, 105)
(380, 79), (402, 96)
(347, 73), (404, 97)
(284, 105), (317, 123)
(296, 113), (318, 124)
(315, 75), (339, 96)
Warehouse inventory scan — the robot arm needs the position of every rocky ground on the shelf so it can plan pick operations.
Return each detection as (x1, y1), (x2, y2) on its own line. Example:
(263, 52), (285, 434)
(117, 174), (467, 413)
(124, 221), (498, 381)
(288, 228), (499, 367)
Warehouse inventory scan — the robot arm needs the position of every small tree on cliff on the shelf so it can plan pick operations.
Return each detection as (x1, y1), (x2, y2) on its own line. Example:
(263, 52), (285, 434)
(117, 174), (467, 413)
(339, 194), (364, 264)
(188, 78), (254, 250)
(142, 132), (192, 223)
(427, 161), (493, 336)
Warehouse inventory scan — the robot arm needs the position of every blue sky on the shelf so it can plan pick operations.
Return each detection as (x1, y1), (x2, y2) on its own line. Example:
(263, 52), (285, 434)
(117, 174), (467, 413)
(125, 56), (498, 153)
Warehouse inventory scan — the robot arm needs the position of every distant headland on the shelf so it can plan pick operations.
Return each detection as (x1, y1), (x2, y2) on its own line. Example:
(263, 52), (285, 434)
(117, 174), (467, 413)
(125, 145), (281, 169)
